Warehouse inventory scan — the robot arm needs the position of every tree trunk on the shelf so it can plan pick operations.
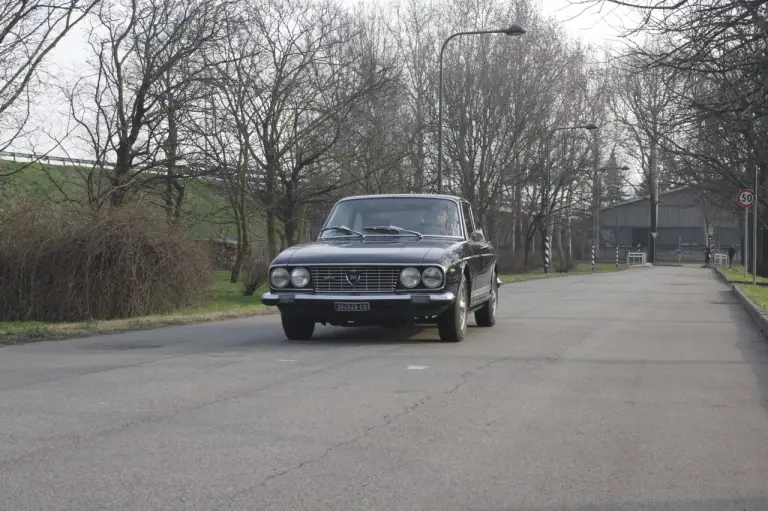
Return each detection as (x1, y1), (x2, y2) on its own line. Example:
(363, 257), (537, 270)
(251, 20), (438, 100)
(266, 210), (277, 260)
(556, 217), (565, 271)
(110, 141), (132, 207)
(163, 100), (184, 223)
(231, 152), (251, 283)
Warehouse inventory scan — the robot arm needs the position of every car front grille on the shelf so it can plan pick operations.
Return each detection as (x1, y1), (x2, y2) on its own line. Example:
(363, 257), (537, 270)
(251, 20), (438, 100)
(311, 266), (399, 293)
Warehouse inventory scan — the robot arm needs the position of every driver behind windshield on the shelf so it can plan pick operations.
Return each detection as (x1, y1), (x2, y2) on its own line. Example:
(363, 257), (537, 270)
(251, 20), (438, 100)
(419, 203), (459, 236)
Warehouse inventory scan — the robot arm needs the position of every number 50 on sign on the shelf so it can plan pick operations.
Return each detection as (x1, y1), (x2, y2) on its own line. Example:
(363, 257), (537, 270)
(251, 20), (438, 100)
(738, 189), (755, 208)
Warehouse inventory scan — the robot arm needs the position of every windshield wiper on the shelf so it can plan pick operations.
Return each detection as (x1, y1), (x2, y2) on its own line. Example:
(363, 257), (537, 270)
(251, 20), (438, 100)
(363, 225), (423, 239)
(319, 225), (365, 238)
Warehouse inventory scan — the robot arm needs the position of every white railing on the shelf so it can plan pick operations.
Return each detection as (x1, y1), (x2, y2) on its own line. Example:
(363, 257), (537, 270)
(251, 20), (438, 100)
(626, 252), (647, 265)
(713, 253), (728, 266)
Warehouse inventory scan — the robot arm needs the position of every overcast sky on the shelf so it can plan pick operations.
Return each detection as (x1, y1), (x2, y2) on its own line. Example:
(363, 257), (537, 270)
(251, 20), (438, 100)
(14, 0), (634, 158)
(538, 0), (628, 47)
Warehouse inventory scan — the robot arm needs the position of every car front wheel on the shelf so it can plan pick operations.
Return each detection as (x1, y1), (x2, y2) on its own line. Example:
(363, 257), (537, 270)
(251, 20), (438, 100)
(281, 313), (315, 340)
(475, 272), (498, 327)
(438, 275), (468, 342)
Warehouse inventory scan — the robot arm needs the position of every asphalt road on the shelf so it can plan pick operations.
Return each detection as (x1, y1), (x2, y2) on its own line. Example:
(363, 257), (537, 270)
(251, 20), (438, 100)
(1, 266), (767, 511)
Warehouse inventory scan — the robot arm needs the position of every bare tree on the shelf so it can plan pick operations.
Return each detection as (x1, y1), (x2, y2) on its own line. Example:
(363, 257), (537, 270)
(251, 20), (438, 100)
(610, 48), (683, 262)
(0, 0), (99, 154)
(63, 0), (232, 207)
(239, 0), (396, 256)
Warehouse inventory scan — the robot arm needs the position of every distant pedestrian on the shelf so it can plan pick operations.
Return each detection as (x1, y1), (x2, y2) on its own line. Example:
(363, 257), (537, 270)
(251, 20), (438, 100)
(704, 246), (711, 268)
(728, 245), (735, 268)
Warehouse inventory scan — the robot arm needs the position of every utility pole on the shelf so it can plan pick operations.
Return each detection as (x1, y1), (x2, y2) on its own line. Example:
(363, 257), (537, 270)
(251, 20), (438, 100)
(591, 130), (600, 265)
(437, 24), (525, 194)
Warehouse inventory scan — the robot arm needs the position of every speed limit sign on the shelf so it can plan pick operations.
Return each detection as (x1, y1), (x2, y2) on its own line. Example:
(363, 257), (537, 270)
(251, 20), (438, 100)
(738, 189), (756, 207)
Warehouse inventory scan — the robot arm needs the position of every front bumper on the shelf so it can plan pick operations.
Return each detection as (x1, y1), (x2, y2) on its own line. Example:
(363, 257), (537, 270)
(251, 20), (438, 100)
(261, 291), (456, 321)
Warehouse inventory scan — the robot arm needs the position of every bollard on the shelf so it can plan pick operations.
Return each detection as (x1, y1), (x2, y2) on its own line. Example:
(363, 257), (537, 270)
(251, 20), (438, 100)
(543, 235), (550, 274)
(615, 245), (619, 269)
(591, 245), (595, 272)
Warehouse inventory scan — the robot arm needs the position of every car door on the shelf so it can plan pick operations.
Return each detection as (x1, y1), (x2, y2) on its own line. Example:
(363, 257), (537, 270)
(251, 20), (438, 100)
(461, 201), (491, 305)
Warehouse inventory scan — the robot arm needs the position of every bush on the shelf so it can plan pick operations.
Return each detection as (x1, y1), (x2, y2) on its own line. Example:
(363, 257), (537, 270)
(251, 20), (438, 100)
(0, 200), (214, 321)
(243, 259), (268, 296)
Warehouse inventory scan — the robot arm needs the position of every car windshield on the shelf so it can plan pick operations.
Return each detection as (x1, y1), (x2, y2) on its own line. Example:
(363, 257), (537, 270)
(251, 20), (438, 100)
(321, 197), (463, 238)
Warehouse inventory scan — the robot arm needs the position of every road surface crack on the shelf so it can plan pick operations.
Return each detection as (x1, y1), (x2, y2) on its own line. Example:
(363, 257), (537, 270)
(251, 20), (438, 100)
(226, 355), (513, 507)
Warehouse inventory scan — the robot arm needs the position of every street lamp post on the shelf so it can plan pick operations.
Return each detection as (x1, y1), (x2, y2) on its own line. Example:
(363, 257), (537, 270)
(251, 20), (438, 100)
(437, 24), (525, 194)
(542, 122), (598, 274)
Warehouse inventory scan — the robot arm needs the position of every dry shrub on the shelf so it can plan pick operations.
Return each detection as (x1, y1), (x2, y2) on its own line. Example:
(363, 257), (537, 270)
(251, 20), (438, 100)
(243, 259), (268, 296)
(0, 200), (213, 321)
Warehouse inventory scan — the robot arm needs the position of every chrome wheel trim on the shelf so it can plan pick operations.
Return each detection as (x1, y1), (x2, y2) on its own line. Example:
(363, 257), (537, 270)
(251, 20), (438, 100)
(491, 280), (497, 317)
(459, 284), (467, 333)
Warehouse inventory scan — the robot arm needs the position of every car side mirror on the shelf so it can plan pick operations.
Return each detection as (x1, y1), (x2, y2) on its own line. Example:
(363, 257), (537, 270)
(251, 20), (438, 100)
(471, 230), (485, 242)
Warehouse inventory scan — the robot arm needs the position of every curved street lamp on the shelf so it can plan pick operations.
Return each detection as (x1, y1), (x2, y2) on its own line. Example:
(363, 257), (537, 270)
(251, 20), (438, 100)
(437, 23), (526, 194)
(543, 123), (598, 274)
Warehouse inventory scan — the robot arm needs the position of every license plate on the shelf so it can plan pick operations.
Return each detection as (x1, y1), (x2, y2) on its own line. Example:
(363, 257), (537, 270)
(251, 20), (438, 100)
(334, 302), (370, 312)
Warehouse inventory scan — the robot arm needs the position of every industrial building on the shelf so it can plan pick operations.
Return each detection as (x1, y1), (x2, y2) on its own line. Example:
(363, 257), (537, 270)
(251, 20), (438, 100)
(598, 186), (742, 262)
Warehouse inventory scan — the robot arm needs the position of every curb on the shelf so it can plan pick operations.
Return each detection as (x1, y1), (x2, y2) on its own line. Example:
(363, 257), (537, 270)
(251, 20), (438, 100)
(714, 267), (731, 284)
(732, 284), (768, 340)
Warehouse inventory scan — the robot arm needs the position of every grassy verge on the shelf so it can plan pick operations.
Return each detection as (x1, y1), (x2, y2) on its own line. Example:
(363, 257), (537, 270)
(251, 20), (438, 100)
(740, 286), (768, 311)
(501, 262), (629, 283)
(715, 264), (768, 311)
(718, 265), (768, 285)
(0, 271), (273, 345)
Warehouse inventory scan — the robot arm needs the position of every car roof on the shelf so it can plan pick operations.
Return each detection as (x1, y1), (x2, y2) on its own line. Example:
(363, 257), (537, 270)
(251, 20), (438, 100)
(336, 194), (465, 203)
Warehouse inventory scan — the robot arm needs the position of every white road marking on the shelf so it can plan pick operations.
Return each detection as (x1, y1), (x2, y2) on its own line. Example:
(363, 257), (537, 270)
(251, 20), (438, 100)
(407, 365), (429, 370)
(278, 359), (298, 362)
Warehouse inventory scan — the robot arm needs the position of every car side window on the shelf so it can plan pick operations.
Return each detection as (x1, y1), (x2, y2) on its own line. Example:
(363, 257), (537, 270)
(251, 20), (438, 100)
(462, 202), (475, 237)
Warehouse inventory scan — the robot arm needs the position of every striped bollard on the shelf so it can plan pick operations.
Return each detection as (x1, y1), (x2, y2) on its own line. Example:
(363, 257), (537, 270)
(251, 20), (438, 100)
(543, 235), (550, 274)
(591, 245), (595, 272)
(615, 245), (619, 268)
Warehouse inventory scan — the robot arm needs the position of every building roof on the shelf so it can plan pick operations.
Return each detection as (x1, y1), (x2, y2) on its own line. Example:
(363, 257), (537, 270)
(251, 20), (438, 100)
(600, 185), (694, 212)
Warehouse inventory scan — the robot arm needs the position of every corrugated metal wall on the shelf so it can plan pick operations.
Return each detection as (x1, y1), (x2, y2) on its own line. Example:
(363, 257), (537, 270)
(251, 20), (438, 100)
(599, 188), (742, 261)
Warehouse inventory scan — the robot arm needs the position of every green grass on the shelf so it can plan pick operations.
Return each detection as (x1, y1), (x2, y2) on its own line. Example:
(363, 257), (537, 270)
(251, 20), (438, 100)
(0, 159), (265, 241)
(500, 262), (629, 283)
(739, 285), (768, 311)
(0, 271), (274, 345)
(719, 265), (768, 284)
(189, 270), (270, 313)
(715, 264), (768, 312)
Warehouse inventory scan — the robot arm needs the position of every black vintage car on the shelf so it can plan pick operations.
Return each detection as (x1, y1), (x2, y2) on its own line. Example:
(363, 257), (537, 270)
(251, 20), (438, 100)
(261, 194), (501, 342)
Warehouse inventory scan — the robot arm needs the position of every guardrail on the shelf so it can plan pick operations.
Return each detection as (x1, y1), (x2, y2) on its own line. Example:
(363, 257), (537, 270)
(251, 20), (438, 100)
(626, 252), (647, 265)
(0, 151), (113, 168)
(713, 253), (729, 266)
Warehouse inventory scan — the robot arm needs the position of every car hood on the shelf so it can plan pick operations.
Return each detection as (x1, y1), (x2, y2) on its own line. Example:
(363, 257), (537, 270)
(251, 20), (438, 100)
(272, 238), (461, 266)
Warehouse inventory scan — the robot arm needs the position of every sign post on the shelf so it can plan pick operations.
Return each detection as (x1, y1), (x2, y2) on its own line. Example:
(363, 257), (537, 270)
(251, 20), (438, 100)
(737, 188), (756, 279)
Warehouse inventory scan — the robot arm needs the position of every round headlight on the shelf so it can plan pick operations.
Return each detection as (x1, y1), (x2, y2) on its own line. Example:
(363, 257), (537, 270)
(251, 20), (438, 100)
(421, 267), (444, 288)
(291, 267), (310, 288)
(270, 267), (290, 288)
(400, 267), (421, 288)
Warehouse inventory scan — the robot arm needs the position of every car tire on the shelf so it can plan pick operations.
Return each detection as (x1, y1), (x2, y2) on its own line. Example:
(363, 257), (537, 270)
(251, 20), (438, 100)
(281, 313), (315, 340)
(474, 272), (497, 327)
(438, 275), (468, 342)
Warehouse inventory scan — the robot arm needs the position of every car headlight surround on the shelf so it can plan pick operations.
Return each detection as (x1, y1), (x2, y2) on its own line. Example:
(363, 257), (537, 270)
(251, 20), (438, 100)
(290, 267), (311, 288)
(270, 267), (290, 288)
(399, 267), (421, 288)
(421, 266), (444, 288)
